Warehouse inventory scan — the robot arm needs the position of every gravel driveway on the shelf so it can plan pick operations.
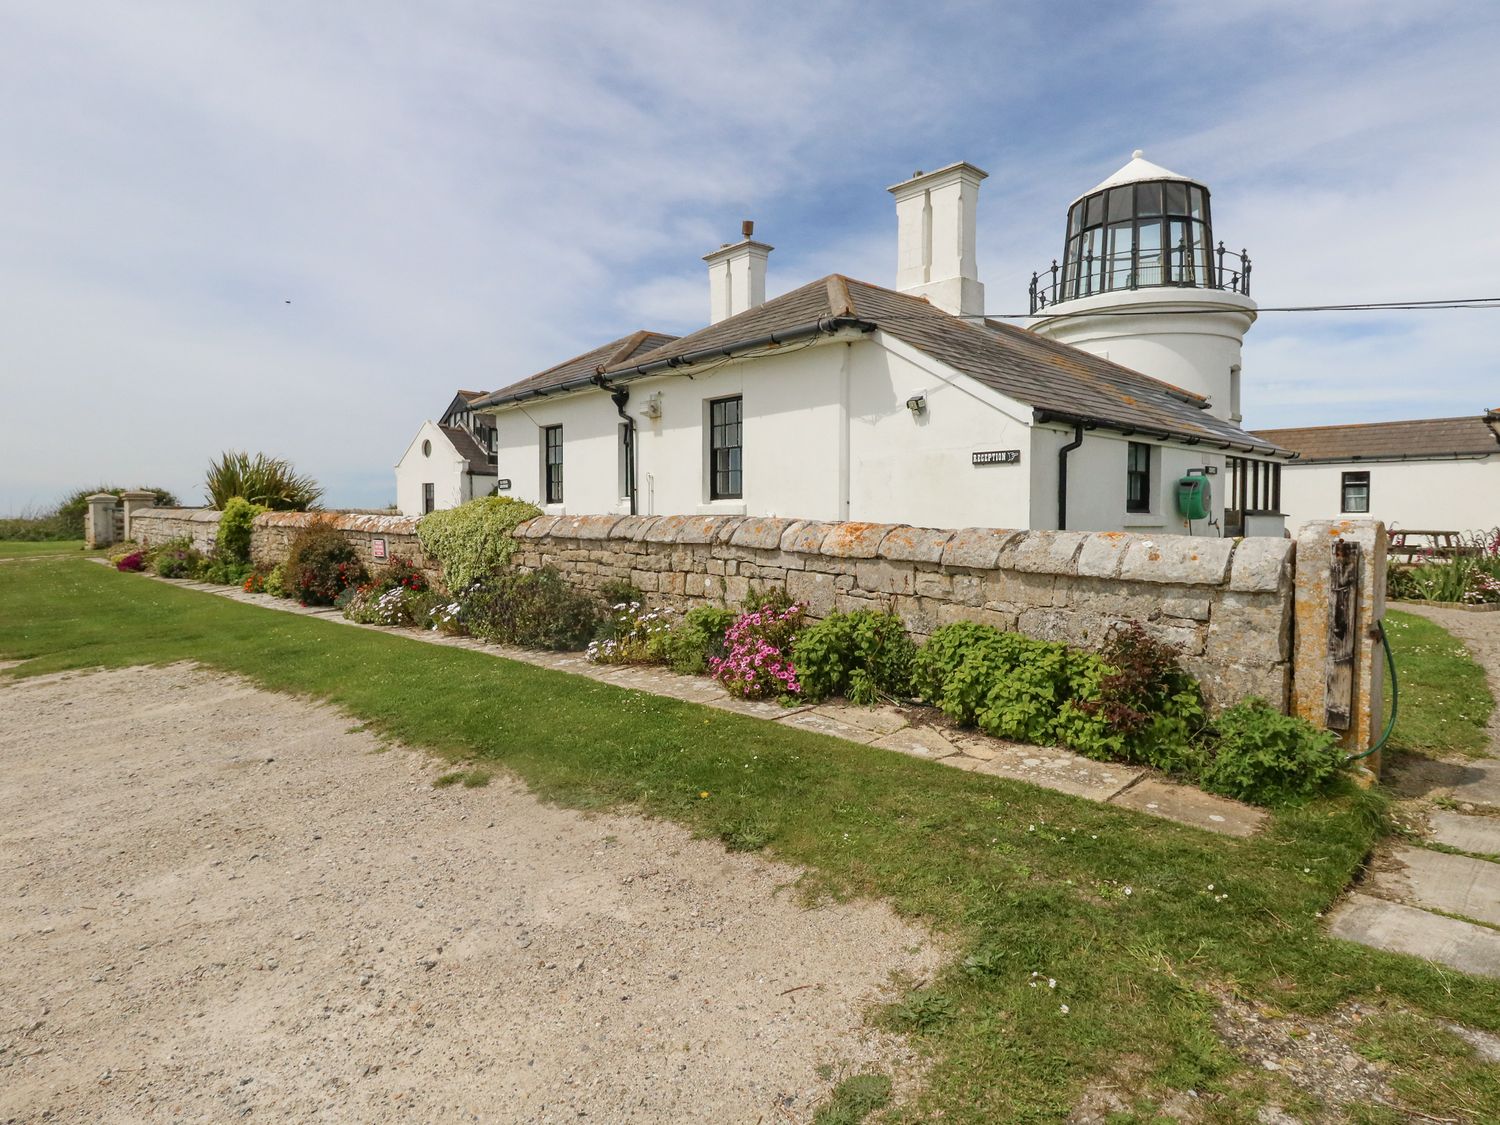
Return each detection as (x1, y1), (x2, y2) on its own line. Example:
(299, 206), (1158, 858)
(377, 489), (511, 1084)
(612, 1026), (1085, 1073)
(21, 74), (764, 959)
(0, 664), (939, 1123)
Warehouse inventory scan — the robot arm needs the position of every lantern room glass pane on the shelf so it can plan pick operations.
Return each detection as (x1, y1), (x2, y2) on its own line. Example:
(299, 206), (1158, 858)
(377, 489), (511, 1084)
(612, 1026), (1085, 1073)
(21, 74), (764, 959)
(1137, 220), (1162, 286)
(1163, 181), (1189, 215)
(1135, 182), (1162, 216)
(1107, 222), (1134, 288)
(1068, 203), (1082, 237)
(1085, 192), (1104, 228)
(1189, 185), (1206, 220)
(1107, 186), (1132, 222)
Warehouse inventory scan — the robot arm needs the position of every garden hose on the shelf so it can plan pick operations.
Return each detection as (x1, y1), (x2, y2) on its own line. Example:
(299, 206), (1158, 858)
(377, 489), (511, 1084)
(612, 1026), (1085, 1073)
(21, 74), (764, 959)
(1345, 617), (1397, 763)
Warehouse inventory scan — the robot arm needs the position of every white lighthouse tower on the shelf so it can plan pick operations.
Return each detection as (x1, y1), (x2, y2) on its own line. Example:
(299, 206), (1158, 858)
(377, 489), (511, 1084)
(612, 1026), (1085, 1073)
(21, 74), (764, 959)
(1028, 151), (1256, 423)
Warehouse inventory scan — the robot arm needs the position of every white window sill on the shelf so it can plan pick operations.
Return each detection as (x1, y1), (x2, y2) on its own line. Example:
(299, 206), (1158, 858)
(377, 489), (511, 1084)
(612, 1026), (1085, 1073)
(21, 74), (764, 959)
(1121, 513), (1163, 528)
(544, 504), (566, 516)
(696, 501), (746, 516)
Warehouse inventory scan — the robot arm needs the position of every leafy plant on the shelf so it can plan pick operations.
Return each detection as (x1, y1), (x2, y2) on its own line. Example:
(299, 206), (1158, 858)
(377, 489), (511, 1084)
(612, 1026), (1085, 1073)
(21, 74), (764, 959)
(792, 610), (917, 704)
(1065, 622), (1206, 769)
(663, 606), (738, 675)
(587, 601), (678, 665)
(416, 497), (542, 590)
(146, 537), (203, 579)
(598, 578), (645, 607)
(459, 567), (600, 650)
(711, 602), (807, 700)
(115, 549), (145, 572)
(370, 556), (429, 594)
(886, 989), (954, 1032)
(342, 583), (440, 627)
(1198, 697), (1343, 805)
(214, 496), (266, 565)
(205, 451), (322, 511)
(283, 525), (368, 606)
(198, 555), (254, 586)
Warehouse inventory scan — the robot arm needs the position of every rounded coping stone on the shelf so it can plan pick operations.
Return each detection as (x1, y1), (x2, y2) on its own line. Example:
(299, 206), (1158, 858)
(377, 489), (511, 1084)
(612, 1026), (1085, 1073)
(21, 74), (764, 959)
(511, 515), (560, 540)
(940, 527), (1020, 570)
(781, 520), (833, 555)
(1005, 530), (1088, 576)
(879, 526), (956, 564)
(643, 515), (694, 544)
(1118, 535), (1234, 586)
(730, 517), (794, 550)
(820, 521), (892, 559)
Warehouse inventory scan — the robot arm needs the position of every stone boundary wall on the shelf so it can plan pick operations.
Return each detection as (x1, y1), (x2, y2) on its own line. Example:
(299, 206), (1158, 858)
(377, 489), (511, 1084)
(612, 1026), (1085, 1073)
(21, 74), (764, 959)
(129, 509), (435, 577)
(128, 508), (222, 553)
(511, 515), (1296, 712)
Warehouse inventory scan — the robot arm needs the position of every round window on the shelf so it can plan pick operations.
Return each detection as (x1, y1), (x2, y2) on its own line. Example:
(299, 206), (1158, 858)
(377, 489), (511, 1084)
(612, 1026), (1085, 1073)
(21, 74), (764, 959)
(422, 439), (431, 457)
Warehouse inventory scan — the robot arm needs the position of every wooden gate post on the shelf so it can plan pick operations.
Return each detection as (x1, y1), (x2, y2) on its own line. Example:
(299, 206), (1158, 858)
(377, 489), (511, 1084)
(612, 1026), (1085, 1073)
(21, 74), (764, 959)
(1292, 521), (1388, 774)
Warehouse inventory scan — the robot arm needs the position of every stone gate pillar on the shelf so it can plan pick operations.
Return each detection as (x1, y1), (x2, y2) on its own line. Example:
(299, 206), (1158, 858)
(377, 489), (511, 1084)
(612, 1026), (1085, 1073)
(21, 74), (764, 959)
(84, 493), (119, 549)
(1292, 520), (1388, 775)
(119, 490), (157, 542)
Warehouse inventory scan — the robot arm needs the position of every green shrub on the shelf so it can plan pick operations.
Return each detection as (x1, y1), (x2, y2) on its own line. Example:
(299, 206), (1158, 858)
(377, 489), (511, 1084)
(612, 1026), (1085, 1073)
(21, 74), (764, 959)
(205, 451), (321, 511)
(1198, 697), (1344, 805)
(198, 555), (254, 586)
(370, 556), (429, 594)
(262, 562), (287, 598)
(663, 606), (738, 675)
(342, 584), (440, 627)
(146, 537), (203, 579)
(215, 497), (266, 564)
(588, 602), (678, 664)
(792, 611), (917, 704)
(416, 497), (542, 590)
(598, 578), (645, 607)
(283, 525), (368, 606)
(1061, 622), (1206, 769)
(460, 567), (599, 650)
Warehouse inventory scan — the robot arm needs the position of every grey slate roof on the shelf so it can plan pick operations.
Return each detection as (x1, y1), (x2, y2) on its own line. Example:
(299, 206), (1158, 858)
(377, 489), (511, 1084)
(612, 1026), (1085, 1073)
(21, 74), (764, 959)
(1254, 413), (1500, 463)
(470, 330), (678, 407)
(606, 276), (1287, 455)
(439, 425), (496, 475)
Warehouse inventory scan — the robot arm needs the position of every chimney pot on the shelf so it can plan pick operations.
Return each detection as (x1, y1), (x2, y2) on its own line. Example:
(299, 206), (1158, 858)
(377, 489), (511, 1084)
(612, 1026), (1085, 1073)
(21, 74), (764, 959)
(741, 219), (754, 239)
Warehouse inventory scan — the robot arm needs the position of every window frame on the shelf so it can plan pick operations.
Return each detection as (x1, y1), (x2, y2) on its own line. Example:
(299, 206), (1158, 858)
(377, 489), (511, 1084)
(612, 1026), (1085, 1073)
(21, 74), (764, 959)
(543, 424), (564, 505)
(708, 395), (743, 501)
(422, 482), (435, 515)
(1125, 441), (1153, 514)
(1340, 470), (1370, 514)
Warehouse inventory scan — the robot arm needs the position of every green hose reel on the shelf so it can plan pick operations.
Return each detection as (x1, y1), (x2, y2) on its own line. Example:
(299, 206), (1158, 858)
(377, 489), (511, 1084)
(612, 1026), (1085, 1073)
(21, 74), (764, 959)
(1175, 473), (1212, 521)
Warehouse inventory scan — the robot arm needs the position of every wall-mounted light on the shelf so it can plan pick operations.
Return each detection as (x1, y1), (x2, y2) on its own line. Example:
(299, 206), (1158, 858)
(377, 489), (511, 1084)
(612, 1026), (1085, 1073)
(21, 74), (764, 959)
(640, 393), (663, 420)
(905, 391), (927, 416)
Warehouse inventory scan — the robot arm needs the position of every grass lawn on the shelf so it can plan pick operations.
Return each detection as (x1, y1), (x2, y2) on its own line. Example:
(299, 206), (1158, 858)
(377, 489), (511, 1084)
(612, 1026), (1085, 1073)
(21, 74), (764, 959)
(0, 539), (90, 559)
(3, 559), (1499, 1123)
(1382, 609), (1495, 759)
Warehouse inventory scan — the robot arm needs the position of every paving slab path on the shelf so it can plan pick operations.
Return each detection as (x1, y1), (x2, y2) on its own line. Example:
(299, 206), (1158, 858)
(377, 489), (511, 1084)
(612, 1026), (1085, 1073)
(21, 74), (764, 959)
(1328, 604), (1500, 978)
(90, 564), (1266, 838)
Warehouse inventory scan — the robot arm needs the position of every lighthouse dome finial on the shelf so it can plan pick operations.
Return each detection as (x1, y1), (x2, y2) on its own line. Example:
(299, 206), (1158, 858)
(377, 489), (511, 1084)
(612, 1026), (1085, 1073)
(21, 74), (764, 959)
(1132, 149), (1144, 159)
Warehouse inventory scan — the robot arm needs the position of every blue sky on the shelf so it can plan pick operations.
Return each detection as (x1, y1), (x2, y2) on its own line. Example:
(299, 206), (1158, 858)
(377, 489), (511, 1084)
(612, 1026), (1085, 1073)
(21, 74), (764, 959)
(2, 0), (1496, 512)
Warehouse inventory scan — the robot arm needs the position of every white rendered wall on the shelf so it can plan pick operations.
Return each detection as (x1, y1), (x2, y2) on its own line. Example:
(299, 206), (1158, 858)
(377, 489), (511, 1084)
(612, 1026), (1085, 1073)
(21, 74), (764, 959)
(1279, 457), (1500, 534)
(1028, 425), (1229, 534)
(394, 421), (468, 517)
(1030, 289), (1255, 421)
(488, 334), (1037, 528)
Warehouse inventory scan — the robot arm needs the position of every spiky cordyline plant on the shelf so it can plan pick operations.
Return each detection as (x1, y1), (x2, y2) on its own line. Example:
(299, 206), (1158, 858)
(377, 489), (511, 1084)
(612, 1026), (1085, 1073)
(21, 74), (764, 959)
(205, 451), (322, 511)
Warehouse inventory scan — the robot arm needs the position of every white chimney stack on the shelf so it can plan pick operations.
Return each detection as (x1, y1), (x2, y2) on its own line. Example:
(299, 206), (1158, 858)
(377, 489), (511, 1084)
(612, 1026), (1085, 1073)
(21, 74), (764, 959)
(888, 162), (987, 319)
(703, 220), (772, 324)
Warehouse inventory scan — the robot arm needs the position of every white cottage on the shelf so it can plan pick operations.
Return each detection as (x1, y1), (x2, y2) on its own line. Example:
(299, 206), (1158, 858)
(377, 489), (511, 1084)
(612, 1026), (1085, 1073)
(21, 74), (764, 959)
(394, 391), (499, 515)
(471, 157), (1291, 535)
(1254, 411), (1500, 534)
